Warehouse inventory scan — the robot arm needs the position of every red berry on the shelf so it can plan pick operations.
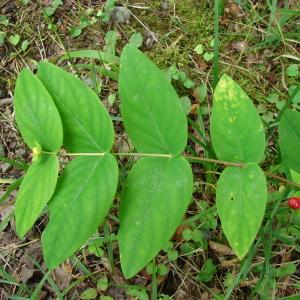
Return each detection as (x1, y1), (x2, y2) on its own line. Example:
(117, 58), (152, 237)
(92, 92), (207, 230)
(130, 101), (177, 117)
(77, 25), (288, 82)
(288, 197), (300, 210)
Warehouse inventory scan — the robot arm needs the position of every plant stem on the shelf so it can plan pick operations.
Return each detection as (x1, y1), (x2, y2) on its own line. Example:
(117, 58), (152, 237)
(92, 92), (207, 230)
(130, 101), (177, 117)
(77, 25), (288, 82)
(184, 155), (244, 167)
(264, 171), (300, 189)
(114, 152), (172, 158)
(59, 151), (172, 158)
(51, 151), (300, 189)
(60, 152), (106, 157)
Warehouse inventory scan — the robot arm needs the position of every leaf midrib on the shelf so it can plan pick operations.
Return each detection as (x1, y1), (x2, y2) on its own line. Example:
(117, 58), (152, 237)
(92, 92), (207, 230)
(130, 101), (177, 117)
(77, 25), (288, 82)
(49, 157), (103, 222)
(53, 90), (104, 151)
(23, 98), (52, 151)
(128, 65), (172, 154)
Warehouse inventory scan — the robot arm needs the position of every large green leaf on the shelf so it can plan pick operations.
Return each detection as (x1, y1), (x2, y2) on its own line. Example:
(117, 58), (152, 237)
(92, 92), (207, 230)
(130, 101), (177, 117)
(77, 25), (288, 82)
(119, 156), (193, 278)
(37, 62), (114, 152)
(210, 74), (265, 163)
(216, 163), (267, 259)
(279, 109), (300, 174)
(14, 68), (63, 152)
(119, 44), (187, 156)
(15, 154), (59, 238)
(42, 154), (118, 270)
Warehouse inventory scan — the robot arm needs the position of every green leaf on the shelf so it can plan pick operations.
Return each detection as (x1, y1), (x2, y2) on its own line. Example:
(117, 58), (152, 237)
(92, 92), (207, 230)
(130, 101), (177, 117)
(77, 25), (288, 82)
(61, 49), (120, 64)
(216, 163), (267, 259)
(96, 277), (108, 291)
(21, 40), (29, 52)
(8, 34), (20, 46)
(15, 154), (59, 238)
(180, 96), (192, 115)
(119, 156), (193, 278)
(157, 264), (169, 276)
(42, 154), (118, 270)
(279, 110), (300, 174)
(129, 32), (143, 48)
(194, 44), (204, 55)
(291, 169), (300, 185)
(197, 258), (216, 282)
(203, 52), (214, 61)
(286, 64), (299, 77)
(14, 68), (63, 152)
(276, 263), (296, 278)
(80, 288), (97, 299)
(183, 78), (194, 89)
(104, 30), (119, 56)
(0, 15), (9, 27)
(210, 74), (265, 163)
(69, 26), (82, 37)
(182, 228), (193, 240)
(38, 62), (114, 152)
(167, 249), (178, 261)
(119, 44), (187, 156)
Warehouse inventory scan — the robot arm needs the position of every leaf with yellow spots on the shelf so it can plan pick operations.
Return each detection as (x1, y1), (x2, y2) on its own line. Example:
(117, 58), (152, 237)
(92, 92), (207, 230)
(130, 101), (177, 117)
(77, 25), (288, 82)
(216, 163), (267, 259)
(210, 74), (265, 163)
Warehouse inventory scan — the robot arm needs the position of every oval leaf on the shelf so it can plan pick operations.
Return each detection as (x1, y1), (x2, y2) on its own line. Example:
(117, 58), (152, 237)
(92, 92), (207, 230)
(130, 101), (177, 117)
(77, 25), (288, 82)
(210, 74), (265, 163)
(37, 62), (114, 152)
(279, 109), (300, 174)
(42, 154), (118, 270)
(61, 49), (120, 64)
(118, 156), (193, 278)
(15, 154), (59, 238)
(14, 69), (63, 152)
(119, 44), (187, 156)
(216, 163), (267, 259)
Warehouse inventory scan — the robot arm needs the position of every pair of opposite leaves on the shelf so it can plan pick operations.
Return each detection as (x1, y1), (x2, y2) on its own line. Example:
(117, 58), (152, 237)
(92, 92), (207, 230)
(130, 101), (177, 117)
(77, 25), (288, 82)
(14, 44), (267, 279)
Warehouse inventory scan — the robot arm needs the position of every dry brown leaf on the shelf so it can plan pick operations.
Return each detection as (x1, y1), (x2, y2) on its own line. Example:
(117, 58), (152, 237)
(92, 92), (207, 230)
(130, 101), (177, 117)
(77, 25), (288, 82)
(209, 240), (234, 255)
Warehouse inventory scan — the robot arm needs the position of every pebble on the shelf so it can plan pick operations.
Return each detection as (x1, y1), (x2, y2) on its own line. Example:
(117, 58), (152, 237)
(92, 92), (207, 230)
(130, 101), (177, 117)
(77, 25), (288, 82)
(144, 31), (159, 49)
(112, 6), (131, 24)
(1, 1), (17, 14)
(161, 0), (169, 11)
(1, 163), (10, 172)
(15, 148), (26, 156)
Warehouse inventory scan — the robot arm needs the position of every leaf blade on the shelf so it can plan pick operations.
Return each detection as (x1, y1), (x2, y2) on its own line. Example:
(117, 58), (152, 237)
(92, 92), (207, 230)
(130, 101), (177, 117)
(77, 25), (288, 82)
(118, 156), (193, 278)
(42, 154), (118, 270)
(210, 74), (265, 163)
(37, 62), (114, 152)
(216, 163), (267, 259)
(119, 44), (187, 156)
(14, 69), (63, 152)
(15, 154), (59, 238)
(279, 109), (300, 174)
(61, 49), (120, 64)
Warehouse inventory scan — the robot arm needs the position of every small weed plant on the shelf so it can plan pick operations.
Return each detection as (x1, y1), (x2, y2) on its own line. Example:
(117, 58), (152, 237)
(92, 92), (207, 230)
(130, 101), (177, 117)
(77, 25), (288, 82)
(13, 44), (300, 279)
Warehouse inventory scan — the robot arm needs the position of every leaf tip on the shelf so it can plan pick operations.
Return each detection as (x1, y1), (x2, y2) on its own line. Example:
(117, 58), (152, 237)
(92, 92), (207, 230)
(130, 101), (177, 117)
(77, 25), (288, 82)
(15, 215), (29, 240)
(120, 258), (139, 279)
(16, 228), (25, 240)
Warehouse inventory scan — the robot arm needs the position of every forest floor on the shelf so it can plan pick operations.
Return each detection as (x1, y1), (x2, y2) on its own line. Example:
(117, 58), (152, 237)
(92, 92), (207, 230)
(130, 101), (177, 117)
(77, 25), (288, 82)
(0, 0), (300, 299)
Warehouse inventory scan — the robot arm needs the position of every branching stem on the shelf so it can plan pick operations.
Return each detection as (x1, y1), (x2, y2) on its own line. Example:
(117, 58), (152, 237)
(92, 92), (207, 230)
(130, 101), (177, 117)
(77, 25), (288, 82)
(38, 150), (300, 189)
